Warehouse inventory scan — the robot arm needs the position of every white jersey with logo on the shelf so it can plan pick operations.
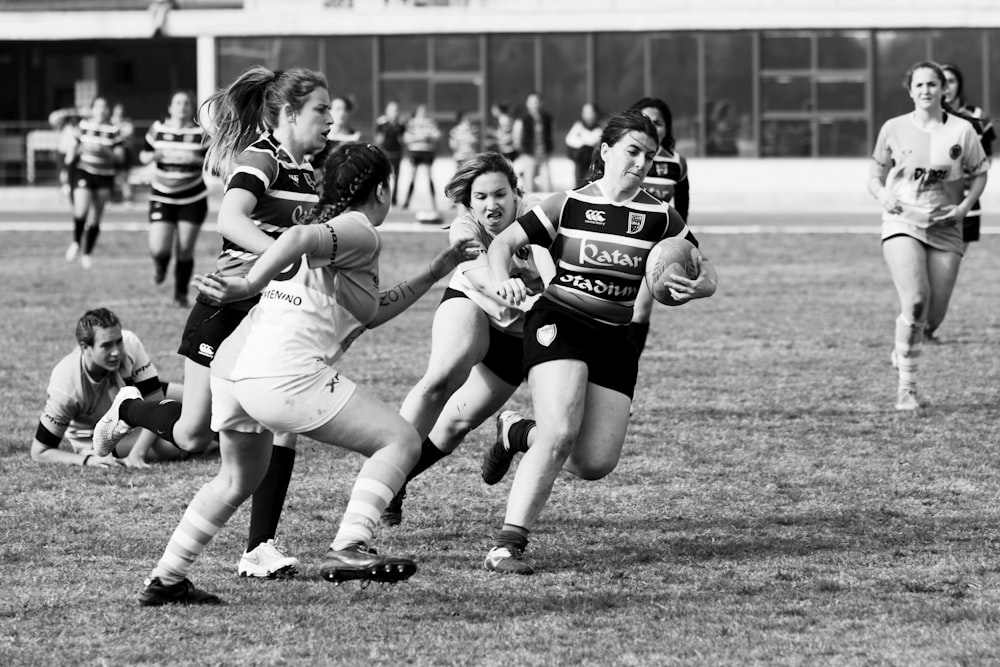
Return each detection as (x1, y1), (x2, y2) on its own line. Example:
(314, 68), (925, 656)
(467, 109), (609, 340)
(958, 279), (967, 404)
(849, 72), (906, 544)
(40, 330), (158, 442)
(212, 211), (381, 382)
(872, 112), (989, 227)
(447, 195), (551, 333)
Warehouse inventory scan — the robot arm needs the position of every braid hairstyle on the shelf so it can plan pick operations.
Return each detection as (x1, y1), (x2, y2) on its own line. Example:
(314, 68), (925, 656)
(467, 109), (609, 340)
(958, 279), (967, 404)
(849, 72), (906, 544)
(586, 110), (658, 182)
(75, 308), (121, 346)
(304, 142), (393, 225)
(201, 65), (328, 180)
(443, 151), (521, 208)
(628, 96), (676, 152)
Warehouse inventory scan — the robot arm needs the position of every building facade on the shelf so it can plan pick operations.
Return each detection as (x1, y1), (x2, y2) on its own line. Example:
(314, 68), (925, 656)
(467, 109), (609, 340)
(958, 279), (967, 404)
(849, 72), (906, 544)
(1, 0), (998, 183)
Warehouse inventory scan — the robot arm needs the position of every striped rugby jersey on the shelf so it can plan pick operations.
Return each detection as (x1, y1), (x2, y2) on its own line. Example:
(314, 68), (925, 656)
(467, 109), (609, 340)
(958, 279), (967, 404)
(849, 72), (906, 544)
(872, 112), (990, 227)
(144, 120), (208, 204)
(643, 145), (688, 216)
(518, 182), (695, 325)
(214, 132), (319, 280)
(75, 118), (124, 178)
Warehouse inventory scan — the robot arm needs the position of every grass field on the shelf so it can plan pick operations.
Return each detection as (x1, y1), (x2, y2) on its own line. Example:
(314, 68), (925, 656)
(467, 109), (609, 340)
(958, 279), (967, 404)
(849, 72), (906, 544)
(2, 226), (1000, 666)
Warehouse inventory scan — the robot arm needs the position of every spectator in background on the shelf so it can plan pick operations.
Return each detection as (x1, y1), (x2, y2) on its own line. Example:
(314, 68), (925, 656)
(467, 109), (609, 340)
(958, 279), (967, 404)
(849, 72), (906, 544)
(375, 99), (406, 205)
(403, 103), (441, 209)
(327, 95), (362, 148)
(111, 102), (136, 206)
(449, 110), (480, 167)
(30, 307), (184, 469)
(513, 92), (554, 193)
(564, 102), (603, 188)
(487, 101), (519, 164)
(64, 97), (126, 269)
(706, 99), (739, 156)
(48, 106), (82, 204)
(940, 63), (996, 256)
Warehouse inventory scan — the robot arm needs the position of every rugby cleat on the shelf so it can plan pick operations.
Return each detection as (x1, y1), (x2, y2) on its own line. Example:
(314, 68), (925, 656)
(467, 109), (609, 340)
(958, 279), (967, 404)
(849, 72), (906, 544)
(895, 387), (921, 411)
(138, 577), (222, 606)
(237, 539), (300, 579)
(319, 544), (417, 584)
(481, 411), (523, 485)
(65, 242), (80, 262)
(483, 546), (534, 575)
(93, 386), (142, 457)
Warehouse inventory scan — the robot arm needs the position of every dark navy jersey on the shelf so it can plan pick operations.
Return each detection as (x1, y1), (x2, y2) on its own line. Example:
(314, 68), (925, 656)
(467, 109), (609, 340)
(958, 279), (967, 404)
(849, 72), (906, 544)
(518, 182), (695, 325)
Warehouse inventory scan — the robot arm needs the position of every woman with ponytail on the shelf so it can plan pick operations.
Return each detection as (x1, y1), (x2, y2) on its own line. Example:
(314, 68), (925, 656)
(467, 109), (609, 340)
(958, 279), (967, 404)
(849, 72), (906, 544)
(132, 143), (476, 605)
(95, 66), (332, 590)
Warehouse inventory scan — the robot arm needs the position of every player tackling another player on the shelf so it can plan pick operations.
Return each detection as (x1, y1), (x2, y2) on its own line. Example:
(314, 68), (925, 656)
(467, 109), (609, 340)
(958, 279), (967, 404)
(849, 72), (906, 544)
(479, 110), (718, 574)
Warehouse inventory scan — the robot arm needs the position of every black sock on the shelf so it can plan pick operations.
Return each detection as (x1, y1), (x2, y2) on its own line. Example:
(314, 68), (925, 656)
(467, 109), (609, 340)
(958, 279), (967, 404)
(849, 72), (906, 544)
(508, 418), (535, 453)
(174, 259), (194, 299)
(495, 524), (530, 550)
(72, 216), (86, 244)
(152, 253), (170, 281)
(247, 446), (296, 552)
(121, 398), (182, 446)
(626, 321), (650, 355)
(82, 224), (100, 255)
(406, 437), (448, 482)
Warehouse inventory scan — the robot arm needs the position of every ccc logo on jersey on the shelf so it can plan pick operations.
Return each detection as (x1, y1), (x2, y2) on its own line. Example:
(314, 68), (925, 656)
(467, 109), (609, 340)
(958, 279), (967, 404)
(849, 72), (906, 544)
(584, 209), (606, 225)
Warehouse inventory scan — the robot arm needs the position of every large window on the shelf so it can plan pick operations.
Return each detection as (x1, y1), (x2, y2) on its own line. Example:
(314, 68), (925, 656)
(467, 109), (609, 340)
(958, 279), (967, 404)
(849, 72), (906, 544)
(648, 34), (699, 155)
(704, 32), (754, 156)
(760, 30), (870, 156)
(594, 33), (644, 116)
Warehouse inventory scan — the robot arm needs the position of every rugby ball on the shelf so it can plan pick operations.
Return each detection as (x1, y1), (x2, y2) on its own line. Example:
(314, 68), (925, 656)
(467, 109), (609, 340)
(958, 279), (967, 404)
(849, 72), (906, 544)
(645, 237), (698, 306)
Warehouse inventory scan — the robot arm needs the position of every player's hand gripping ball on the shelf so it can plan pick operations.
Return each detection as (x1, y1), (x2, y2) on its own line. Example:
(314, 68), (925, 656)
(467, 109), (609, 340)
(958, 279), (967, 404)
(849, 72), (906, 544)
(645, 237), (698, 306)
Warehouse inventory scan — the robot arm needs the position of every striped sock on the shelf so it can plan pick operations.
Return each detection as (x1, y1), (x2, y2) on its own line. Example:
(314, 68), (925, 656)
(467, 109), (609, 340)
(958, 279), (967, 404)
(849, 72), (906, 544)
(331, 457), (406, 551)
(894, 315), (924, 391)
(150, 484), (239, 585)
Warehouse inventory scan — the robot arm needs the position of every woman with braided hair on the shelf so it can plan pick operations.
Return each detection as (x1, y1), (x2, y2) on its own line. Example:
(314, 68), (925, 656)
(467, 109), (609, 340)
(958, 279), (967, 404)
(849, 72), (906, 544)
(95, 65), (333, 597)
(133, 142), (477, 605)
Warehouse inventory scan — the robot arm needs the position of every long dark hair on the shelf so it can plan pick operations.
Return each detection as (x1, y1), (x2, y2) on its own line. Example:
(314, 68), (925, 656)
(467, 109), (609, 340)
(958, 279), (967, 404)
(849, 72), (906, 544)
(628, 96), (675, 152)
(306, 142), (393, 224)
(201, 66), (328, 179)
(586, 110), (658, 182)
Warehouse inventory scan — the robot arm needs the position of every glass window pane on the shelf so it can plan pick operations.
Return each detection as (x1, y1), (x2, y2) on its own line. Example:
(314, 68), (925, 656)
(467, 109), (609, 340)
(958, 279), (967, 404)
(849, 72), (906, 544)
(383, 36), (428, 72)
(324, 37), (374, 140)
(381, 80), (430, 118)
(218, 38), (320, 85)
(817, 79), (865, 111)
(594, 33), (644, 116)
(762, 75), (812, 112)
(818, 31), (868, 69)
(875, 31), (928, 122)
(542, 34), (588, 143)
(433, 81), (479, 118)
(762, 33), (811, 70)
(704, 32), (753, 156)
(649, 34), (699, 155)
(931, 29), (986, 110)
(762, 120), (812, 156)
(990, 31), (1000, 125)
(434, 35), (480, 72)
(488, 35), (535, 113)
(819, 119), (868, 156)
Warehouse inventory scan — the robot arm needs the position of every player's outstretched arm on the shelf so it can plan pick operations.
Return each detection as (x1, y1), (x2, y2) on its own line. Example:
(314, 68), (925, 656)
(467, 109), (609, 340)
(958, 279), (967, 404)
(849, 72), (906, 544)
(369, 238), (481, 327)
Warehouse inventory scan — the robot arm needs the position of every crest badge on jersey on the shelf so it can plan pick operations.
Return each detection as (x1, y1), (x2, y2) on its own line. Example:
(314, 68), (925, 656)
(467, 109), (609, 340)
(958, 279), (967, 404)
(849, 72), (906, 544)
(627, 212), (646, 234)
(949, 144), (962, 160)
(536, 324), (557, 347)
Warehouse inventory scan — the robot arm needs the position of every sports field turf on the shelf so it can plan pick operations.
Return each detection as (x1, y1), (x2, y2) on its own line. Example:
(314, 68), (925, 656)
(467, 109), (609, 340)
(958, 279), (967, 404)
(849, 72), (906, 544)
(2, 223), (999, 665)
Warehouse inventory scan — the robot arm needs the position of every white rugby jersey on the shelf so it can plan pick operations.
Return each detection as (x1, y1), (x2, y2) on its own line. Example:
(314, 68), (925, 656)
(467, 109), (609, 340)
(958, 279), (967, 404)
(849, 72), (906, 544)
(447, 196), (550, 333)
(144, 120), (208, 204)
(40, 330), (158, 442)
(872, 112), (989, 227)
(215, 211), (381, 381)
